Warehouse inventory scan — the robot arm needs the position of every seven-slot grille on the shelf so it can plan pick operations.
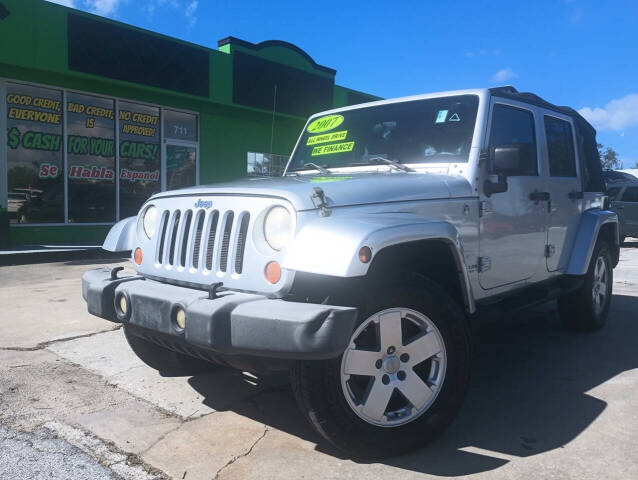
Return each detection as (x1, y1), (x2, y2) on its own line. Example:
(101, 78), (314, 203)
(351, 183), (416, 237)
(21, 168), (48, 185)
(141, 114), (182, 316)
(155, 206), (250, 275)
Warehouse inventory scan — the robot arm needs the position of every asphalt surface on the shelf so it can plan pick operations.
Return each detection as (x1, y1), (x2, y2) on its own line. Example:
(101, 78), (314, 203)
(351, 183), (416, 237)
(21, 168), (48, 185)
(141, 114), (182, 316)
(1, 242), (638, 479)
(0, 425), (120, 480)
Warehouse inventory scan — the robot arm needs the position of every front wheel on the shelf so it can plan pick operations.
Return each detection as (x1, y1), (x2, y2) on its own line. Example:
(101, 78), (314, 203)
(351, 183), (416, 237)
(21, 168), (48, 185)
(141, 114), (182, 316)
(291, 279), (471, 458)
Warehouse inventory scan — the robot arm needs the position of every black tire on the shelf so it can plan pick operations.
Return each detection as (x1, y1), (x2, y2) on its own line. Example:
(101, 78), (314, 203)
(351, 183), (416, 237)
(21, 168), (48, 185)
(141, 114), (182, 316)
(558, 240), (613, 332)
(290, 277), (471, 458)
(123, 326), (217, 375)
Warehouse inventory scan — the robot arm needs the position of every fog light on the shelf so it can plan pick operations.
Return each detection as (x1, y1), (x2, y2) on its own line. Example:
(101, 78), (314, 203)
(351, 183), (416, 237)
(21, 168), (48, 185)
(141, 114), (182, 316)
(134, 247), (143, 265)
(119, 295), (128, 315)
(175, 307), (186, 330)
(359, 246), (372, 264)
(264, 261), (282, 284)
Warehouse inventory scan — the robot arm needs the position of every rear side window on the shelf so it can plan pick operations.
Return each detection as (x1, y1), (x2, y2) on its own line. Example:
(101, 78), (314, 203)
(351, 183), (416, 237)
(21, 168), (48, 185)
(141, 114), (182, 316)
(489, 104), (537, 175)
(606, 187), (622, 200)
(544, 116), (576, 177)
(622, 186), (638, 202)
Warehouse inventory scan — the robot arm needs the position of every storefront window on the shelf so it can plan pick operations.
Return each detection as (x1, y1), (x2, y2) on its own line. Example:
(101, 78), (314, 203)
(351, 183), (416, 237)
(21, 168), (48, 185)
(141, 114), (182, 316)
(3, 81), (199, 225)
(6, 83), (64, 223)
(66, 93), (116, 223)
(247, 152), (289, 177)
(166, 145), (197, 190)
(164, 109), (198, 141)
(119, 101), (160, 217)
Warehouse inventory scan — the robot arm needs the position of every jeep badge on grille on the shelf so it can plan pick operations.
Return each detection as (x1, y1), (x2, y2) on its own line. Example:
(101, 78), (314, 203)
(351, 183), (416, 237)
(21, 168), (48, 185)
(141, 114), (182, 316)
(194, 199), (212, 209)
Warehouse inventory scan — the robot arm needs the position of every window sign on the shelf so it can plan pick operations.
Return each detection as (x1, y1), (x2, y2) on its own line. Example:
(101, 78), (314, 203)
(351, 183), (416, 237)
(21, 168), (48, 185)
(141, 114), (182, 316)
(66, 92), (116, 223)
(6, 83), (64, 223)
(163, 109), (198, 141)
(166, 145), (196, 190)
(119, 101), (160, 217)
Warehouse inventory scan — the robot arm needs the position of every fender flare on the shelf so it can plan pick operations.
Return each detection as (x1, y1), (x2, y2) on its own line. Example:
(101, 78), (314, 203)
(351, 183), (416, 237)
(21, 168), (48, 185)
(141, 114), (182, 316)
(282, 215), (475, 313)
(103, 216), (136, 252)
(566, 209), (619, 275)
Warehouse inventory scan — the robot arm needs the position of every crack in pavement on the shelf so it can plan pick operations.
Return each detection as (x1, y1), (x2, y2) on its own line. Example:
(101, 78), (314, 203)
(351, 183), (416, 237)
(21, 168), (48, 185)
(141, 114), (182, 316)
(0, 325), (122, 352)
(212, 426), (269, 480)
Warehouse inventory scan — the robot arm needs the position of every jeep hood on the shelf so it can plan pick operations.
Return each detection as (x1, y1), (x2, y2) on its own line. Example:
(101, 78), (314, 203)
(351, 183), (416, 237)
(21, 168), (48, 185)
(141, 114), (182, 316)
(152, 173), (473, 211)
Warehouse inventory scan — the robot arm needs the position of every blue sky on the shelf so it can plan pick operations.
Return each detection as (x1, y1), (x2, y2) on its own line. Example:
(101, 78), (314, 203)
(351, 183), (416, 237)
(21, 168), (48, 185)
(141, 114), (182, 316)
(49, 0), (638, 168)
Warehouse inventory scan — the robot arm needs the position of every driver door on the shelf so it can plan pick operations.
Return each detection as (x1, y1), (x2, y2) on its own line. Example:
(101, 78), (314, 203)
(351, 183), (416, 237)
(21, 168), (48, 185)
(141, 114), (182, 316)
(478, 100), (548, 290)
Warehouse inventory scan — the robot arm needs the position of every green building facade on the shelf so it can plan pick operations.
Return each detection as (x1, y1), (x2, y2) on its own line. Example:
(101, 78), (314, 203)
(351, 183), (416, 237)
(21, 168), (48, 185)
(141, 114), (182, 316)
(0, 0), (378, 246)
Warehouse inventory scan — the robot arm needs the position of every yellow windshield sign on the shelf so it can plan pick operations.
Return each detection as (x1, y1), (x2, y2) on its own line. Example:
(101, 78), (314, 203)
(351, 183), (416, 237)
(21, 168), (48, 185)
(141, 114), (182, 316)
(307, 114), (344, 133)
(306, 130), (348, 145)
(311, 141), (355, 156)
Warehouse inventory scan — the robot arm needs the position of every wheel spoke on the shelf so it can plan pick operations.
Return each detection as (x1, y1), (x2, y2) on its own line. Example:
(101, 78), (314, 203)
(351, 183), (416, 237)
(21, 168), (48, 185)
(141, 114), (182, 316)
(403, 331), (442, 365)
(361, 378), (394, 421)
(398, 371), (433, 410)
(343, 349), (380, 376)
(378, 310), (403, 349)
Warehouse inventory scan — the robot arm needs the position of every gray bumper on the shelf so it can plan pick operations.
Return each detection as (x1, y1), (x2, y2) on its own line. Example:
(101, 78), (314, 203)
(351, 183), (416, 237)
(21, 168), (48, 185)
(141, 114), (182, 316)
(82, 268), (358, 360)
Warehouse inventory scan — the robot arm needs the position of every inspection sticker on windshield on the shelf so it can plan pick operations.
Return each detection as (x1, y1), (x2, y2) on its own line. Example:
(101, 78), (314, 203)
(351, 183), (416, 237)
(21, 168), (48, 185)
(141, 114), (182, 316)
(307, 114), (344, 133)
(435, 110), (448, 123)
(306, 130), (348, 145)
(311, 141), (355, 156)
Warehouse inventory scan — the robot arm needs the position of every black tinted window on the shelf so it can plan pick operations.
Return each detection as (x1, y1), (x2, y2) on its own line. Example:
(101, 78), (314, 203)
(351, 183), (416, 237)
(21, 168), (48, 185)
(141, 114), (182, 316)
(606, 187), (622, 200)
(622, 186), (638, 202)
(545, 116), (576, 177)
(489, 104), (537, 175)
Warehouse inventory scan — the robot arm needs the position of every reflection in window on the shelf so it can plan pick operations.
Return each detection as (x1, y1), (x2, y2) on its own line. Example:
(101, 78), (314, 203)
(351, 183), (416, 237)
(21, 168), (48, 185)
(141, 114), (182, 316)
(166, 145), (196, 190)
(6, 83), (64, 223)
(247, 152), (289, 177)
(66, 92), (116, 223)
(545, 116), (576, 177)
(119, 101), (161, 218)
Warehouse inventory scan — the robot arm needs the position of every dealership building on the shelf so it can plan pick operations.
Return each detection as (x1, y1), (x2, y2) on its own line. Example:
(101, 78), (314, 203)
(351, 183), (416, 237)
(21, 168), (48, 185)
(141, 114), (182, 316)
(0, 0), (377, 246)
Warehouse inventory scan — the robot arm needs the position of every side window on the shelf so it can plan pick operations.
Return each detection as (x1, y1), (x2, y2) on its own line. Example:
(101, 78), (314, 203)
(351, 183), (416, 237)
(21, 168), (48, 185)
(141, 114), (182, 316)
(489, 104), (537, 175)
(606, 187), (622, 201)
(544, 116), (576, 177)
(621, 186), (638, 202)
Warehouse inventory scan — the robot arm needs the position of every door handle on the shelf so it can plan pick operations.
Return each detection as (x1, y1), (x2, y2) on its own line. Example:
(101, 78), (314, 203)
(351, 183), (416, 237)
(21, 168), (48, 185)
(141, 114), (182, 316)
(529, 191), (550, 202)
(568, 191), (584, 200)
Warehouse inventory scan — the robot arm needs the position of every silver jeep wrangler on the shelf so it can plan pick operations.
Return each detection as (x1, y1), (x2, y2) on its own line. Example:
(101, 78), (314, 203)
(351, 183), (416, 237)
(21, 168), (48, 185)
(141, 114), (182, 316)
(82, 86), (619, 458)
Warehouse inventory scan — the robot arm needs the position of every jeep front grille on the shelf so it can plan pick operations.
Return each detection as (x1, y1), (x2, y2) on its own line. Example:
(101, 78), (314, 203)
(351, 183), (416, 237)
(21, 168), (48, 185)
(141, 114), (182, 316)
(155, 207), (250, 275)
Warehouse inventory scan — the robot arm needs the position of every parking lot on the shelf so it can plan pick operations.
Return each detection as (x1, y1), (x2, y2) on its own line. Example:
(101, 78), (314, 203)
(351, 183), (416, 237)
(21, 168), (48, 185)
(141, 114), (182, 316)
(1, 244), (638, 480)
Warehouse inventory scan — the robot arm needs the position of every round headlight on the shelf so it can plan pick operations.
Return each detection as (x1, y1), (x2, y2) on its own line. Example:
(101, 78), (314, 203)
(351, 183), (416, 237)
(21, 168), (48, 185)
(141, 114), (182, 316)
(264, 206), (292, 251)
(142, 205), (158, 239)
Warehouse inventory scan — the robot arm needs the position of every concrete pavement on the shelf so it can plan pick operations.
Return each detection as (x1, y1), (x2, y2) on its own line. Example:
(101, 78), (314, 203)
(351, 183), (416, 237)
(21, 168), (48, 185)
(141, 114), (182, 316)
(1, 244), (637, 479)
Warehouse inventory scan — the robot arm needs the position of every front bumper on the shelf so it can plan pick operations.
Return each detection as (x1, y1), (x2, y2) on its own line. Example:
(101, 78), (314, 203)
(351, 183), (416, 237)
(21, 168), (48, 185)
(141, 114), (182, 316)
(82, 268), (358, 360)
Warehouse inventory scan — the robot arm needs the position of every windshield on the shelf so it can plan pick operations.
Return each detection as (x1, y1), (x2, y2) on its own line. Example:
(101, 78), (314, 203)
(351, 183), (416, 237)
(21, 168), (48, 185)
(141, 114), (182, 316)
(287, 95), (479, 172)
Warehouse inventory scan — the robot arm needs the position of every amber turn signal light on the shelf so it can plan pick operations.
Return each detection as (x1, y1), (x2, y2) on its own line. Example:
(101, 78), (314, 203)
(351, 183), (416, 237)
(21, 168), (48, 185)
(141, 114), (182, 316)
(359, 246), (372, 264)
(134, 247), (143, 265)
(264, 261), (282, 284)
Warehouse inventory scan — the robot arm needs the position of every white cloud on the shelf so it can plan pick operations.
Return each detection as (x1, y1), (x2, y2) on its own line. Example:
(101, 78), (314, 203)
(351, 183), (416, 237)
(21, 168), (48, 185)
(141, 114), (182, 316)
(84, 0), (122, 16)
(491, 68), (518, 83)
(579, 94), (638, 131)
(45, 0), (76, 7)
(185, 0), (198, 26)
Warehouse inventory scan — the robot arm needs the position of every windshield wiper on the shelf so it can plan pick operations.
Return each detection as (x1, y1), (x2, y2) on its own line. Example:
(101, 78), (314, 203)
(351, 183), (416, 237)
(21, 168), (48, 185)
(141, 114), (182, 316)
(303, 162), (331, 175)
(365, 156), (413, 172)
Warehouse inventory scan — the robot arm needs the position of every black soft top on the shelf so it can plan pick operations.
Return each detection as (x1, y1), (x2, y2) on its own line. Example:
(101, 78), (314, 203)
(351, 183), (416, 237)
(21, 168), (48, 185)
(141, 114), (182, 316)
(489, 86), (605, 192)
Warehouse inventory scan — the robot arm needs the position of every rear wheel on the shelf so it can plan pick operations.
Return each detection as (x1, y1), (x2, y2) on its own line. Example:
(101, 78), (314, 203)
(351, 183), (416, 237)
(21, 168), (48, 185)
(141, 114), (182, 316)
(291, 279), (471, 458)
(558, 240), (613, 331)
(123, 326), (217, 375)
